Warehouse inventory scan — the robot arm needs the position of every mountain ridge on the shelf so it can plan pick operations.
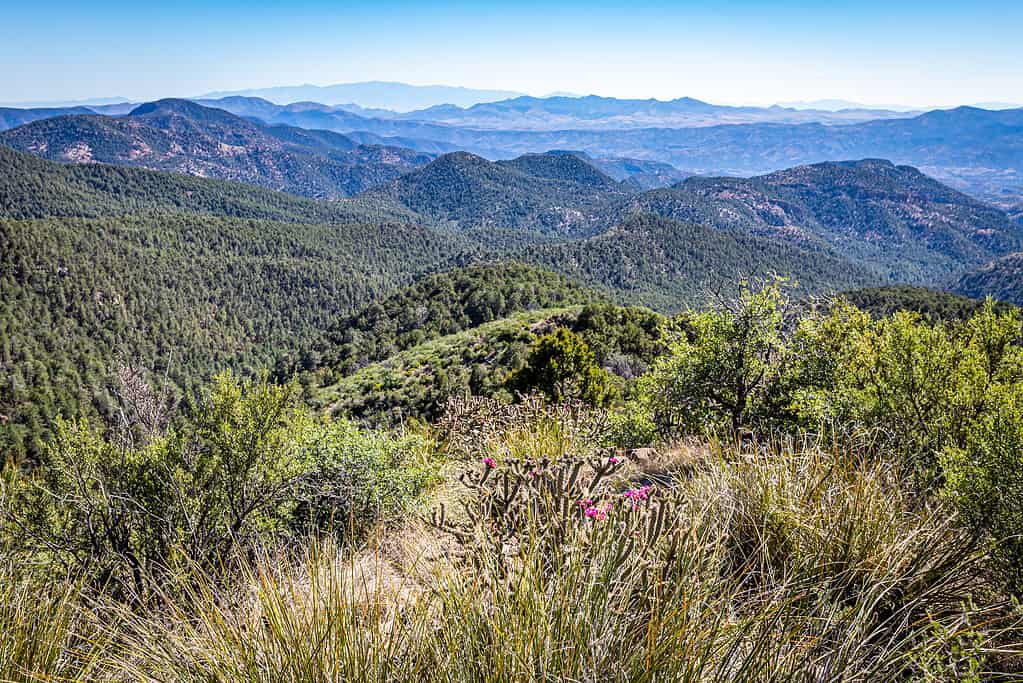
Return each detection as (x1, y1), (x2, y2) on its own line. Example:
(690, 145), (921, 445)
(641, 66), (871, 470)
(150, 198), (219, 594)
(0, 99), (433, 199)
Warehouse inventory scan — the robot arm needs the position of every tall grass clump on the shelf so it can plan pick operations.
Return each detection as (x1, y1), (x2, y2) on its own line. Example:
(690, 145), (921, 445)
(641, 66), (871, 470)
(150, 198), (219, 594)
(0, 563), (107, 683)
(100, 439), (1021, 681)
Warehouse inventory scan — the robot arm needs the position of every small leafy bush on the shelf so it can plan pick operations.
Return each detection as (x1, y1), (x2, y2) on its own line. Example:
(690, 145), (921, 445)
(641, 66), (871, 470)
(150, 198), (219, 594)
(295, 419), (438, 539)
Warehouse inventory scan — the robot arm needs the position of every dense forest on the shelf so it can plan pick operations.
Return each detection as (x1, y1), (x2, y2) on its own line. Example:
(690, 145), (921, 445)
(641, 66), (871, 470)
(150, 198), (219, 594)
(8, 146), (941, 458)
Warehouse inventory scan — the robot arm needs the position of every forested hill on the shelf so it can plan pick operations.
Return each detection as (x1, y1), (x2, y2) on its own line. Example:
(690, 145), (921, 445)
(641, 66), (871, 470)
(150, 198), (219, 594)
(627, 159), (1023, 283)
(0, 99), (433, 199)
(365, 151), (632, 235)
(836, 285), (1012, 321)
(520, 213), (880, 312)
(0, 144), (416, 224)
(952, 253), (1023, 306)
(0, 147), (476, 459)
(292, 263), (608, 376)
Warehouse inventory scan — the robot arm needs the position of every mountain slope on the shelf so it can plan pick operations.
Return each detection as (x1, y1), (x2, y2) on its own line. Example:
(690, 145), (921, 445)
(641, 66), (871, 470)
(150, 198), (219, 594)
(299, 263), (607, 375)
(837, 286), (1012, 320)
(628, 160), (1023, 283)
(0, 99), (433, 198)
(0, 144), (416, 223)
(367, 151), (631, 235)
(0, 148), (475, 458)
(952, 253), (1023, 305)
(311, 302), (664, 425)
(519, 213), (880, 312)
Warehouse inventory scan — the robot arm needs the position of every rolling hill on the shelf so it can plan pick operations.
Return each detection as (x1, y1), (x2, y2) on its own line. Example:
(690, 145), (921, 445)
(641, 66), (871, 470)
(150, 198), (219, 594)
(366, 151), (631, 235)
(0, 99), (433, 199)
(952, 253), (1023, 306)
(627, 160), (1023, 283)
(298, 262), (607, 376)
(0, 146), (475, 458)
(519, 213), (880, 311)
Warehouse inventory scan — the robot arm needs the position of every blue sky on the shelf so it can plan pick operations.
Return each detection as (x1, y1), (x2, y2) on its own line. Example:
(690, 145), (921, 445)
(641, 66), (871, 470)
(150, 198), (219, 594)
(3, 0), (1020, 107)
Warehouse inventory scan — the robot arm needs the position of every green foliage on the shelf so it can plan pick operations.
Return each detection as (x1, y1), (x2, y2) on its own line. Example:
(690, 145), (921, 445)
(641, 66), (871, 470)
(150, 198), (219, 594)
(941, 384), (1023, 591)
(296, 419), (438, 537)
(0, 155), (478, 458)
(307, 262), (605, 375)
(642, 280), (801, 434)
(317, 310), (549, 425)
(954, 251), (1023, 307)
(795, 302), (1023, 473)
(315, 305), (663, 427)
(2, 374), (437, 600)
(631, 283), (1023, 594)
(507, 328), (617, 407)
(6, 374), (309, 599)
(838, 285), (1014, 321)
(525, 213), (879, 312)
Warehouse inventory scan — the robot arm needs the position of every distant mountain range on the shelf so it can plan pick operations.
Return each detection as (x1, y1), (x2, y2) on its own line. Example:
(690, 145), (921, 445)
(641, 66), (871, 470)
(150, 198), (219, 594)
(779, 99), (1023, 112)
(175, 97), (1023, 208)
(195, 81), (524, 111)
(626, 159), (1021, 283)
(4, 93), (1021, 207)
(378, 95), (915, 130)
(2, 95), (1019, 289)
(0, 99), (433, 199)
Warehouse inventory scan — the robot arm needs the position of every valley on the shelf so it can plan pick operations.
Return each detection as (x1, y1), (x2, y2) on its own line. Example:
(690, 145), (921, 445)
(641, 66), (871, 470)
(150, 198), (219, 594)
(6, 65), (1023, 679)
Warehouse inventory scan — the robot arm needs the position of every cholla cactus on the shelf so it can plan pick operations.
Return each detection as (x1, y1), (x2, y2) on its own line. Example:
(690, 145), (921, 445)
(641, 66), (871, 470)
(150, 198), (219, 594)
(434, 393), (614, 463)
(430, 453), (680, 578)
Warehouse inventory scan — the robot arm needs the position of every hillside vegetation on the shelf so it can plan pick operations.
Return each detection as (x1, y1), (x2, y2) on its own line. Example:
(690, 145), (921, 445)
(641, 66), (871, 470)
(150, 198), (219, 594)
(0, 148), (476, 458)
(630, 159), (1023, 282)
(0, 99), (433, 198)
(299, 263), (607, 375)
(838, 285), (1013, 320)
(367, 151), (630, 235)
(6, 282), (1023, 679)
(953, 252), (1023, 305)
(523, 213), (879, 311)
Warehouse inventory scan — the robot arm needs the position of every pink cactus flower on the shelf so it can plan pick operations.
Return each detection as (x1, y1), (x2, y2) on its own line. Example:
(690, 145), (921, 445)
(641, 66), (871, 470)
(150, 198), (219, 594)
(609, 456), (621, 465)
(483, 457), (496, 468)
(623, 485), (653, 502)
(584, 503), (613, 520)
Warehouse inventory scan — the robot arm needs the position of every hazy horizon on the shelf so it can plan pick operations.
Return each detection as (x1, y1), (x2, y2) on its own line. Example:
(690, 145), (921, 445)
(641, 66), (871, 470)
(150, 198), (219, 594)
(3, 79), (1020, 113)
(3, 0), (1021, 110)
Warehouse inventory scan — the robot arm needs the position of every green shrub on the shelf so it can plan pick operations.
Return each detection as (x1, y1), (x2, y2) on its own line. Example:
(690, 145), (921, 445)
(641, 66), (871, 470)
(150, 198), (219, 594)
(641, 279), (802, 435)
(941, 383), (1023, 592)
(295, 419), (439, 539)
(507, 328), (617, 407)
(2, 373), (439, 600)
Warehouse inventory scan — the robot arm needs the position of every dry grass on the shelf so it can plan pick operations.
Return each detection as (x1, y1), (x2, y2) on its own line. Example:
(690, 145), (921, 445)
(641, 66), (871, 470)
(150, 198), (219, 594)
(38, 438), (1009, 682)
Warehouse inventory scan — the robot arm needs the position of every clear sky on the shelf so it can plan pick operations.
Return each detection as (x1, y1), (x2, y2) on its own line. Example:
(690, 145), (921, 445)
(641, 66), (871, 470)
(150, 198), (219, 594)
(3, 0), (1020, 107)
